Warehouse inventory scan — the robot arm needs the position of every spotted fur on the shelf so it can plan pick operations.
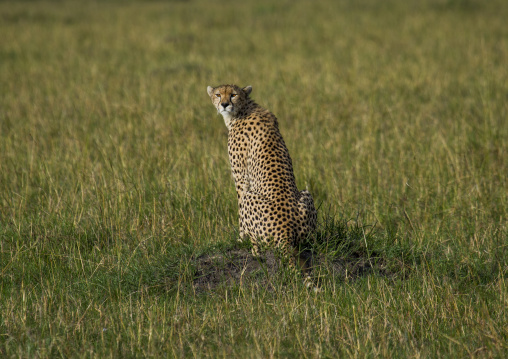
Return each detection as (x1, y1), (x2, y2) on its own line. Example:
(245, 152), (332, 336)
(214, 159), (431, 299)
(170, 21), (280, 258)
(207, 84), (317, 285)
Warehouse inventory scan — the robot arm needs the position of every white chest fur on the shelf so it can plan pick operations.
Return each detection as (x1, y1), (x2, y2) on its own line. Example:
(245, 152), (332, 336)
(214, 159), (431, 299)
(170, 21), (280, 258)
(221, 111), (234, 130)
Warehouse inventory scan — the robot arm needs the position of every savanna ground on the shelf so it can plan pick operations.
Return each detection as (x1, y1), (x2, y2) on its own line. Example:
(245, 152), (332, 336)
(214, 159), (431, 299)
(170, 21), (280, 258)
(1, 0), (507, 357)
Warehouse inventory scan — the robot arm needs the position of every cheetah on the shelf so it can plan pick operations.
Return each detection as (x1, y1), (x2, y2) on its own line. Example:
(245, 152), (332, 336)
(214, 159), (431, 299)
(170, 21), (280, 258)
(206, 84), (317, 286)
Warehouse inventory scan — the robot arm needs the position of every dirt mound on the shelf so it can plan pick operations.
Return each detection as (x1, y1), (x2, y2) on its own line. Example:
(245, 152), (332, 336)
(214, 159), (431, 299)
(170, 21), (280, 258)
(193, 249), (281, 292)
(193, 248), (386, 292)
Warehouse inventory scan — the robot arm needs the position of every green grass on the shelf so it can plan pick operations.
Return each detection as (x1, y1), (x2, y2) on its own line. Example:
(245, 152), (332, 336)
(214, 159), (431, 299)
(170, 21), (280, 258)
(1, 0), (507, 357)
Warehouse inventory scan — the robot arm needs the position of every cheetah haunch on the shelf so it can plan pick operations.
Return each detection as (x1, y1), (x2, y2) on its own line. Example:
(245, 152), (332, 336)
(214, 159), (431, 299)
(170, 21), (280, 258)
(207, 84), (317, 286)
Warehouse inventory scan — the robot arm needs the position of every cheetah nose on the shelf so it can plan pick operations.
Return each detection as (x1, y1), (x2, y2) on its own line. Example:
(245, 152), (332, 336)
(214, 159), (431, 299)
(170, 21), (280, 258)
(221, 103), (229, 109)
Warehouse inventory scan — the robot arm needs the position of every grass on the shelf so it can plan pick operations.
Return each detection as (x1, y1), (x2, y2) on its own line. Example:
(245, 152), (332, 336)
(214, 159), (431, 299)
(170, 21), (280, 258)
(1, 0), (507, 357)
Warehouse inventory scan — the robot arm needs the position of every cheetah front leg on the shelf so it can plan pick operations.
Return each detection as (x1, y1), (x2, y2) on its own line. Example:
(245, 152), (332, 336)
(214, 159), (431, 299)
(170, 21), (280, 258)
(238, 199), (247, 243)
(235, 176), (252, 243)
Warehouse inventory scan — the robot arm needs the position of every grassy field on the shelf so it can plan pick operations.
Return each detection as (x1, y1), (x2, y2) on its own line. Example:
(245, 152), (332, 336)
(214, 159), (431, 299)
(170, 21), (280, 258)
(1, 0), (507, 357)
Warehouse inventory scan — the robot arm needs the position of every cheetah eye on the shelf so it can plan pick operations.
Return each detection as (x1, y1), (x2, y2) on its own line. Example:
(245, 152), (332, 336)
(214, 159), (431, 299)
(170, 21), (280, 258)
(231, 94), (237, 98)
(215, 93), (221, 98)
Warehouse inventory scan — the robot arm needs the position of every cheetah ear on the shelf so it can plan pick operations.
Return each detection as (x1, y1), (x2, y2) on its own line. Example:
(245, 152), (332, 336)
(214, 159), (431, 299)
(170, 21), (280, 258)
(207, 86), (214, 97)
(242, 85), (253, 95)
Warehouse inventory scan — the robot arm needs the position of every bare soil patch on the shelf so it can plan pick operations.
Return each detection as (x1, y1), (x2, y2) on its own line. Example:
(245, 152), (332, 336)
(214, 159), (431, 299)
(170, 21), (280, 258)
(193, 248), (389, 292)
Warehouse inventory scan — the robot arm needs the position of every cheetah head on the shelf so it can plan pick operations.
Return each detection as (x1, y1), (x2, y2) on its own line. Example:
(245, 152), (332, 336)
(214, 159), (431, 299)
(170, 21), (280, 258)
(207, 84), (253, 128)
